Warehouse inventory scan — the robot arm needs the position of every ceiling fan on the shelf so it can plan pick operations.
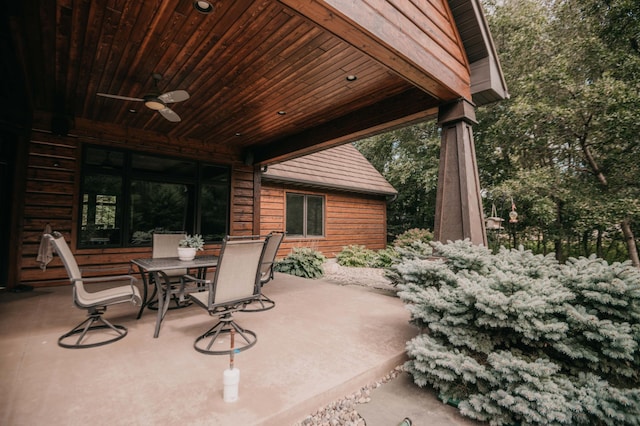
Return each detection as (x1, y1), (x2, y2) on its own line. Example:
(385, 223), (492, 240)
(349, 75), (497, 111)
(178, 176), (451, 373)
(97, 73), (189, 122)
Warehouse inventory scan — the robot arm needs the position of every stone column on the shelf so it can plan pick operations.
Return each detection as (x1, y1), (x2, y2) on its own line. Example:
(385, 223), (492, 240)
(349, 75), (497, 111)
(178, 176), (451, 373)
(433, 99), (487, 246)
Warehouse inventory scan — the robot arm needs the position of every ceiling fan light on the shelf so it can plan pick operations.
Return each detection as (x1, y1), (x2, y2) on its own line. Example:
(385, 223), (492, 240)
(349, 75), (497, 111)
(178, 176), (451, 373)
(194, 1), (214, 14)
(144, 98), (165, 111)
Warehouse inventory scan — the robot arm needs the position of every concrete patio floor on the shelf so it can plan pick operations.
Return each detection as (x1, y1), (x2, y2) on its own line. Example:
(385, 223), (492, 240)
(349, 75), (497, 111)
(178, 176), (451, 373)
(1, 273), (417, 425)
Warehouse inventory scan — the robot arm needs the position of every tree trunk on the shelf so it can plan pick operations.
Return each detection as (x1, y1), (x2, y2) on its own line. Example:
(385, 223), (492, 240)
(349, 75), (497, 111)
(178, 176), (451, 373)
(555, 239), (563, 263)
(621, 218), (640, 268)
(579, 134), (639, 265)
(554, 199), (564, 262)
(596, 227), (603, 258)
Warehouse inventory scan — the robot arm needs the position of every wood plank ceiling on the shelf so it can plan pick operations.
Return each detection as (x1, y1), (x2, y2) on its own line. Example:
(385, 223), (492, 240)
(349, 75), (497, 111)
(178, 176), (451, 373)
(12, 0), (447, 163)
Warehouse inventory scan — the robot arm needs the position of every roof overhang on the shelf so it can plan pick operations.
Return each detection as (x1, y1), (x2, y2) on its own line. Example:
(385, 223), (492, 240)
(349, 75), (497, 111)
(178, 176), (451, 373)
(3, 0), (508, 165)
(449, 0), (510, 104)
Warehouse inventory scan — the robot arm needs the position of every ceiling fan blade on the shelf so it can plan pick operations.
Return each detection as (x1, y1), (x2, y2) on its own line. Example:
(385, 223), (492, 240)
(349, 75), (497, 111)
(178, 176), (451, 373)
(158, 107), (181, 122)
(96, 93), (144, 102)
(158, 90), (190, 103)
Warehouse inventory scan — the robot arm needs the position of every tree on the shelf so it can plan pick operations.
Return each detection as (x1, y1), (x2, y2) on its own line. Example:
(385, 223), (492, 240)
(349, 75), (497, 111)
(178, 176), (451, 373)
(355, 122), (441, 239)
(477, 0), (640, 265)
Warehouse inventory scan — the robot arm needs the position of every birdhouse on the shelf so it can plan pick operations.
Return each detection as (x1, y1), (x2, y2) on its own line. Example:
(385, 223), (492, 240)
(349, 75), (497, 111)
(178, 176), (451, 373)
(485, 204), (504, 230)
(509, 199), (518, 223)
(485, 216), (504, 230)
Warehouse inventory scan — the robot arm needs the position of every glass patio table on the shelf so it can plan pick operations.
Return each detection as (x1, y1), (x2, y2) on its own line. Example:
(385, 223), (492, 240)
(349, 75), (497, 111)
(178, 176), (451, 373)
(130, 255), (218, 338)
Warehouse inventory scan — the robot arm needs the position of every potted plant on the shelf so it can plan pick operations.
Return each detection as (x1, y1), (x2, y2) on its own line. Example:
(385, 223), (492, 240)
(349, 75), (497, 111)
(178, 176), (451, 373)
(177, 234), (205, 261)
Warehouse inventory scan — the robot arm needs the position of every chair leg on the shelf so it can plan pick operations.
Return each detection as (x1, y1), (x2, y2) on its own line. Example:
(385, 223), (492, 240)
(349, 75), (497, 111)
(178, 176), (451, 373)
(194, 314), (257, 355)
(58, 309), (128, 349)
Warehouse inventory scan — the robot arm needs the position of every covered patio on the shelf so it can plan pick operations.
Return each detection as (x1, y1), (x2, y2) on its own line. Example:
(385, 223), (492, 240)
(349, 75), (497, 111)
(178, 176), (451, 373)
(3, 0), (509, 292)
(0, 273), (416, 425)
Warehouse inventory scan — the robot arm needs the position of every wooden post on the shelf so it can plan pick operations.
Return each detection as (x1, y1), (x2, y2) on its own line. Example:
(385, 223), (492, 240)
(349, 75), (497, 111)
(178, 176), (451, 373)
(434, 99), (487, 246)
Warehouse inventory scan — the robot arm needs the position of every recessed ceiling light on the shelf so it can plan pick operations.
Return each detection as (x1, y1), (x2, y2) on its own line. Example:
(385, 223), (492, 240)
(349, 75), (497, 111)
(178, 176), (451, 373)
(235, 132), (242, 137)
(346, 75), (357, 81)
(129, 109), (137, 113)
(277, 111), (286, 116)
(193, 1), (214, 14)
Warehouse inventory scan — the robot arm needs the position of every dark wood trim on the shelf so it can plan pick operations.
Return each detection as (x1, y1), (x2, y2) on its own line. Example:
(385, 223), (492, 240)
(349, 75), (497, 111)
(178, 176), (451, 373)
(7, 130), (31, 290)
(252, 88), (439, 164)
(253, 165), (262, 235)
(438, 98), (477, 125)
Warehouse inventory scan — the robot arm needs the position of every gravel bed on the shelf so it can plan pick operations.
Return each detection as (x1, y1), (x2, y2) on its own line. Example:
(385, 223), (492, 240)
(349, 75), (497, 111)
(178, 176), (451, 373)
(321, 259), (396, 293)
(295, 366), (404, 426)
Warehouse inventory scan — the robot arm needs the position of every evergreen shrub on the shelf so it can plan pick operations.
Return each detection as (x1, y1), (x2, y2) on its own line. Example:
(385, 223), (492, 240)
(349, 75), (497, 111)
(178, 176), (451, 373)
(393, 228), (434, 248)
(274, 247), (326, 279)
(336, 245), (399, 268)
(336, 245), (377, 267)
(385, 231), (434, 286)
(395, 239), (640, 426)
(371, 246), (399, 268)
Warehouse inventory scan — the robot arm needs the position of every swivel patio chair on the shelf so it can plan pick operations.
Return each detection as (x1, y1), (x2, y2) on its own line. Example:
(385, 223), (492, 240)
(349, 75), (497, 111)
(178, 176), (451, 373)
(241, 231), (284, 312)
(45, 232), (141, 348)
(184, 235), (269, 355)
(143, 233), (189, 313)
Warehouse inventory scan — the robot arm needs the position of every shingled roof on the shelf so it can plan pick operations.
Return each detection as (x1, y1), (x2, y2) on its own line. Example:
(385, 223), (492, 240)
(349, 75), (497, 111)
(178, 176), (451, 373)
(262, 144), (397, 197)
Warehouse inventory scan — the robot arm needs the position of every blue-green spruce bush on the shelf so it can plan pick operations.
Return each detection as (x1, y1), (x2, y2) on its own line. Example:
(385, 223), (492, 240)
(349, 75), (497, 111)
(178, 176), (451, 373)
(395, 239), (640, 426)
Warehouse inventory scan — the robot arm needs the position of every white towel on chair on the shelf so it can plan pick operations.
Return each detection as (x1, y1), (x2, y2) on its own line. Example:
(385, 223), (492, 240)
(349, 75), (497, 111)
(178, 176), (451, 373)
(36, 224), (53, 271)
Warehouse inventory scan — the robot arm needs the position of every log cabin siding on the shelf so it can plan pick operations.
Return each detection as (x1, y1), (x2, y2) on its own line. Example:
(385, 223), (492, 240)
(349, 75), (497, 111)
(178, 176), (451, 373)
(231, 167), (257, 233)
(18, 130), (255, 288)
(260, 182), (389, 260)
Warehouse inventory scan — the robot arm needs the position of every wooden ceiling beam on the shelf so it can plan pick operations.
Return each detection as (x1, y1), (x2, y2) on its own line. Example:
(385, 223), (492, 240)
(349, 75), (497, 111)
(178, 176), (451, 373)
(250, 88), (439, 164)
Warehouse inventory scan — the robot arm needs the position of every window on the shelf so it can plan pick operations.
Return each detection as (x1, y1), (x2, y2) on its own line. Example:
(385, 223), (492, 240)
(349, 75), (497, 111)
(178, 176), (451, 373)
(79, 146), (229, 248)
(286, 193), (324, 237)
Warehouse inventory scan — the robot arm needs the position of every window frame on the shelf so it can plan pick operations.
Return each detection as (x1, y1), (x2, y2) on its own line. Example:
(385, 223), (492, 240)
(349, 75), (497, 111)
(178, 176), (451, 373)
(285, 192), (325, 238)
(78, 145), (230, 248)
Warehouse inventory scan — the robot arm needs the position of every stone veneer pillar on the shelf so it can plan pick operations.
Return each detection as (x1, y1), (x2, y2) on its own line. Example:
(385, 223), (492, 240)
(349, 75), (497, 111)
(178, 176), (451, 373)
(433, 99), (487, 246)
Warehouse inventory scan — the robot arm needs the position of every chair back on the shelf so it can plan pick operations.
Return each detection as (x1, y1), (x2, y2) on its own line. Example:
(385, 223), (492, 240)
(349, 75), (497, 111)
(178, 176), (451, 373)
(152, 233), (186, 257)
(209, 236), (269, 307)
(46, 232), (90, 303)
(260, 232), (284, 284)
(153, 233), (187, 277)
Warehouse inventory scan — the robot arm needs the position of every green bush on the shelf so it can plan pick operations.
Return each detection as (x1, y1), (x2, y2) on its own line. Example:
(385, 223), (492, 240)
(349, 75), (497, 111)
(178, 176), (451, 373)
(336, 244), (400, 268)
(396, 239), (640, 426)
(392, 228), (433, 248)
(336, 245), (377, 267)
(371, 246), (399, 268)
(274, 247), (326, 279)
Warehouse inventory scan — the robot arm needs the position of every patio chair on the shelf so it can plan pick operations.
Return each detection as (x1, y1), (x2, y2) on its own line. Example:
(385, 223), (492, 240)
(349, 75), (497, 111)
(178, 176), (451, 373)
(184, 235), (269, 355)
(241, 231), (284, 312)
(45, 232), (141, 349)
(145, 233), (189, 312)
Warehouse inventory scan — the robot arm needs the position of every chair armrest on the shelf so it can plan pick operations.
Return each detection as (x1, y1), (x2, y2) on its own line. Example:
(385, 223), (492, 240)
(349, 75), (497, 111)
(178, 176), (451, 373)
(73, 275), (141, 306)
(73, 275), (138, 284)
(180, 274), (212, 303)
(181, 274), (212, 285)
(71, 275), (139, 301)
(81, 265), (131, 273)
